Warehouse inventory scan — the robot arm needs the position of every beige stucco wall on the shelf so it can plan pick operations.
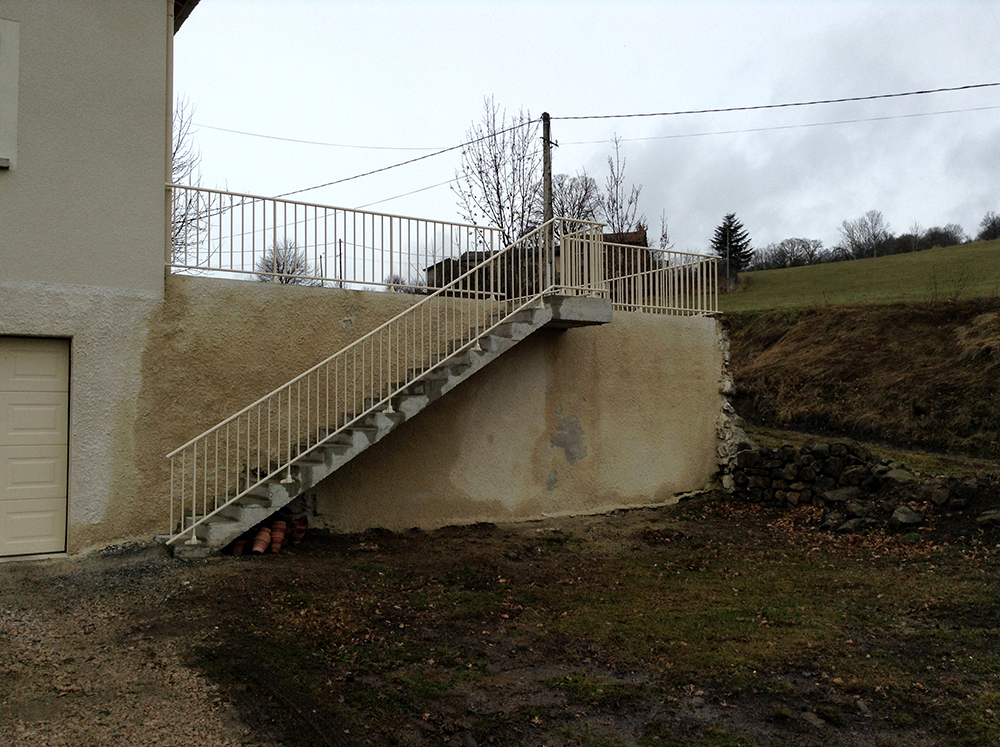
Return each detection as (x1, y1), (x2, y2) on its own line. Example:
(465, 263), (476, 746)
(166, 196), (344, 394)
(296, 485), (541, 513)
(127, 276), (431, 547)
(0, 0), (169, 293)
(140, 279), (724, 539)
(311, 311), (725, 532)
(3, 274), (725, 553)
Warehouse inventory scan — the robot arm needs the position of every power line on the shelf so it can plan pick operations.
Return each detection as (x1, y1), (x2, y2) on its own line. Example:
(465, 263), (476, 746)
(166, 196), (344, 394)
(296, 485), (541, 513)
(193, 122), (446, 151)
(353, 177), (460, 210)
(553, 82), (1000, 121)
(275, 119), (538, 199)
(560, 105), (1000, 146)
(343, 102), (998, 216)
(276, 82), (998, 199)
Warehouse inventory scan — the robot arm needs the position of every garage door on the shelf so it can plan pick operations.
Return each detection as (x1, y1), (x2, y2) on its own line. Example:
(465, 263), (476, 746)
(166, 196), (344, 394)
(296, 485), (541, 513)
(0, 338), (69, 557)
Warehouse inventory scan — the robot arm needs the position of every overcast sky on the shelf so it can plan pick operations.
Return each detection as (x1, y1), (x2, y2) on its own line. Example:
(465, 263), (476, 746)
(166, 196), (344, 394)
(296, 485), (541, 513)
(173, 0), (1000, 253)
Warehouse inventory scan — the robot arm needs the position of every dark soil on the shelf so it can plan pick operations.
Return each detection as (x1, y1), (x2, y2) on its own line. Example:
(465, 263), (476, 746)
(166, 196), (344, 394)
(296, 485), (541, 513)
(6, 483), (1000, 746)
(4, 437), (1000, 747)
(164, 491), (1000, 747)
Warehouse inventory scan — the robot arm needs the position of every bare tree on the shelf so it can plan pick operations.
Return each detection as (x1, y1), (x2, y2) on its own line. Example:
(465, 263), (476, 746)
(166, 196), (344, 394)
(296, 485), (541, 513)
(907, 222), (924, 253)
(923, 223), (968, 248)
(384, 272), (429, 294)
(602, 135), (644, 234)
(751, 238), (824, 270)
(453, 96), (541, 246)
(838, 210), (893, 260)
(551, 171), (602, 224)
(170, 97), (206, 264)
(658, 210), (674, 251)
(256, 241), (314, 284)
(977, 211), (1000, 242)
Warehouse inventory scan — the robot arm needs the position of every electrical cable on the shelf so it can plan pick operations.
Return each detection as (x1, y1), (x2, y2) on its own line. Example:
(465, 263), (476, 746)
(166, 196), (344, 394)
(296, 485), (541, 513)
(193, 123), (446, 151)
(274, 81), (998, 200)
(275, 119), (539, 199)
(560, 105), (1000, 146)
(552, 82), (1000, 121)
(353, 178), (461, 210)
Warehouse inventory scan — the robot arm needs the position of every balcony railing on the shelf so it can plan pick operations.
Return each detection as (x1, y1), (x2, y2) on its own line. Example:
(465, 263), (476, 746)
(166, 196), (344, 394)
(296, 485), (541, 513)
(168, 183), (718, 315)
(168, 184), (504, 291)
(608, 243), (718, 315)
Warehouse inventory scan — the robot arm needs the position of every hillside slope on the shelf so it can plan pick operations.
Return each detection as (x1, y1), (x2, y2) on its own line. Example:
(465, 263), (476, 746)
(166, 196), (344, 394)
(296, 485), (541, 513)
(727, 298), (1000, 457)
(720, 239), (1000, 312)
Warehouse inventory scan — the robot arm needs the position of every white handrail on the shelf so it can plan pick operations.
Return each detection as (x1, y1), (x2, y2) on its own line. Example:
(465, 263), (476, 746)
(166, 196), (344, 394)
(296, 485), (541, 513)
(599, 242), (719, 315)
(166, 218), (604, 545)
(164, 215), (719, 546)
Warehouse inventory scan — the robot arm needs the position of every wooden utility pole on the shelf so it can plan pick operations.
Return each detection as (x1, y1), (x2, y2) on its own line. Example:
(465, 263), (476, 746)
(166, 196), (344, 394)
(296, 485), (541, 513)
(542, 112), (553, 227)
(542, 112), (553, 285)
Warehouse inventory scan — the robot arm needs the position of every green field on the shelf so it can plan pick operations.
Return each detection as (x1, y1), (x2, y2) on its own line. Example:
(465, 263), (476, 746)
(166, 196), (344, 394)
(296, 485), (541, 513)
(719, 239), (1000, 312)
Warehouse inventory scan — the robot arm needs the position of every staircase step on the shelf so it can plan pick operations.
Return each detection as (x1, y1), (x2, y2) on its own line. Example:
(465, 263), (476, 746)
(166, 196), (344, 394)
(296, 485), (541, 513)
(478, 334), (514, 354)
(426, 351), (469, 367)
(193, 514), (240, 542)
(366, 409), (407, 431)
(492, 320), (536, 339)
(331, 426), (378, 448)
(220, 499), (273, 524)
(394, 379), (426, 395)
(391, 392), (430, 416)
(244, 482), (272, 499)
(316, 427), (360, 454)
(292, 450), (326, 466)
(238, 488), (272, 505)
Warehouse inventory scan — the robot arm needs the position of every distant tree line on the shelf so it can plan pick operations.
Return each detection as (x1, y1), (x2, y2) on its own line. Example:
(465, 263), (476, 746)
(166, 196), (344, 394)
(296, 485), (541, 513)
(747, 209), (1000, 272)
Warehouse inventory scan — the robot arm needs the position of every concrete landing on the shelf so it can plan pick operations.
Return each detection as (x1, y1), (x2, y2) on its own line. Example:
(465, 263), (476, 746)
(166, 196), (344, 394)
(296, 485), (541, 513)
(543, 295), (613, 328)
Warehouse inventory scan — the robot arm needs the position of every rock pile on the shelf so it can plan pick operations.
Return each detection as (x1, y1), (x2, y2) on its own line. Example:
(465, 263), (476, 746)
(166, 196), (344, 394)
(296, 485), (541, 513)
(725, 440), (997, 535)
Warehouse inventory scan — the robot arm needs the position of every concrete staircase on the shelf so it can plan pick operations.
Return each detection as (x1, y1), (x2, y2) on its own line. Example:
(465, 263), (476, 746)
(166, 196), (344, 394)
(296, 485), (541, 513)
(172, 297), (610, 558)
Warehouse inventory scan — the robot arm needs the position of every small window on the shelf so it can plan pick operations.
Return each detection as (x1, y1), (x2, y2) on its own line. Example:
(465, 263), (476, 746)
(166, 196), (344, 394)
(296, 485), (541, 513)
(0, 18), (20, 170)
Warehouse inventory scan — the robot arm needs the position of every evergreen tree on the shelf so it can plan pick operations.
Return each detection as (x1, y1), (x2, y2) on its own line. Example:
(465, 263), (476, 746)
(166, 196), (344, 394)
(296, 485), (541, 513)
(710, 213), (752, 286)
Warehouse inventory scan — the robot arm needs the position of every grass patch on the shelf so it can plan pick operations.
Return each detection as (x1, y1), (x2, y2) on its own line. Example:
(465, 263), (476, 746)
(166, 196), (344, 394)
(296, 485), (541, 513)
(720, 240), (1000, 313)
(641, 722), (759, 746)
(547, 669), (650, 706)
(746, 425), (1000, 478)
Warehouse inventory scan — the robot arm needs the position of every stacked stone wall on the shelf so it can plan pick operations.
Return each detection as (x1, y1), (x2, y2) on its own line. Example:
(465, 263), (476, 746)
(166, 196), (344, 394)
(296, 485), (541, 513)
(726, 439), (999, 535)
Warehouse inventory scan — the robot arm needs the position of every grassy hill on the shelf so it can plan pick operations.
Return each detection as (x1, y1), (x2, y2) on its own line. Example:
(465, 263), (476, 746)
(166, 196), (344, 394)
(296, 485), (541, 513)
(719, 239), (1000, 313)
(720, 240), (1000, 456)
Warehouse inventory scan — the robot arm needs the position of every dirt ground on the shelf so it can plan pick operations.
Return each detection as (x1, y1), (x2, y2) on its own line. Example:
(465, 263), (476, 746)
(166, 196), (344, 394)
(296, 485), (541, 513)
(3, 481), (1000, 747)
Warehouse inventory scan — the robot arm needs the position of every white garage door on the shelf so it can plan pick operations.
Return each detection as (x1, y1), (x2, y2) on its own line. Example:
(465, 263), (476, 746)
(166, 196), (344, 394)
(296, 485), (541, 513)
(0, 338), (69, 557)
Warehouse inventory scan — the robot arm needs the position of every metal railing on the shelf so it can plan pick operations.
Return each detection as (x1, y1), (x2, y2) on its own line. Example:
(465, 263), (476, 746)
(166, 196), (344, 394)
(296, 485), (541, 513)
(168, 184), (505, 291)
(596, 242), (718, 315)
(168, 182), (717, 312)
(165, 218), (604, 545)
